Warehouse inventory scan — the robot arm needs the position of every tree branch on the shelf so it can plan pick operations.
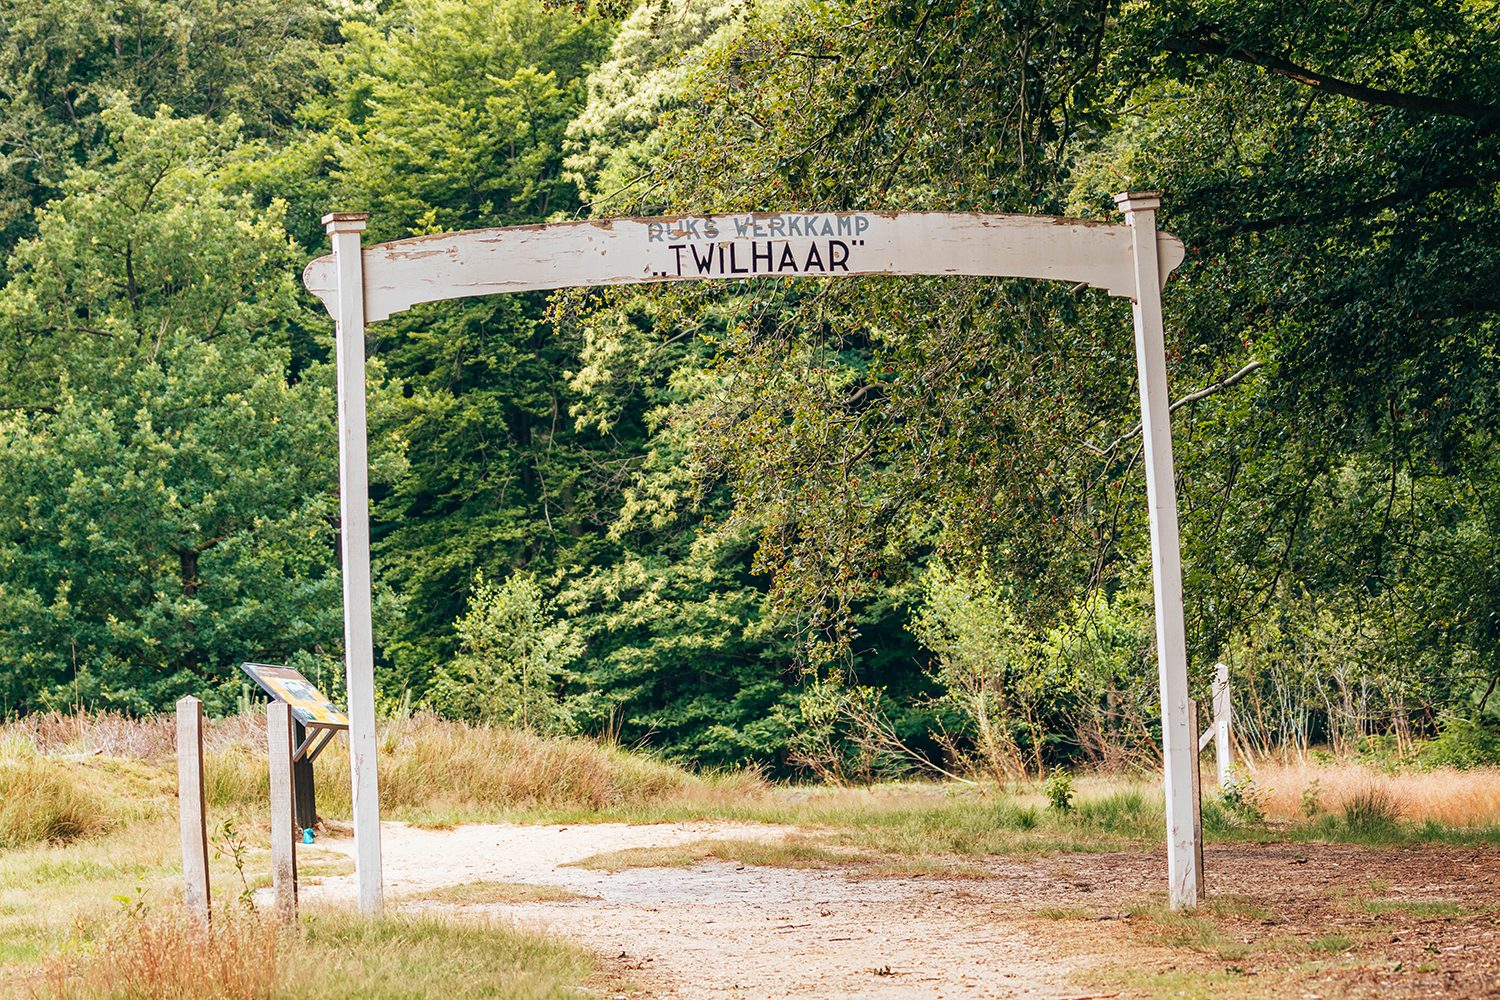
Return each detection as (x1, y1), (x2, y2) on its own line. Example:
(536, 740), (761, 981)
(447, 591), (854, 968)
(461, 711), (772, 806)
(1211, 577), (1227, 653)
(1086, 360), (1264, 456)
(1167, 35), (1500, 123)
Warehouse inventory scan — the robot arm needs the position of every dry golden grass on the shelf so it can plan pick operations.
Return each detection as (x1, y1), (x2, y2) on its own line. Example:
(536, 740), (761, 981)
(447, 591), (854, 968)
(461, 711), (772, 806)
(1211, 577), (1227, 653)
(1250, 761), (1500, 827)
(0, 755), (111, 849)
(0, 710), (765, 824)
(3, 712), (180, 759)
(404, 880), (592, 904)
(197, 712), (763, 818)
(36, 909), (280, 1000)
(27, 906), (597, 1000)
(570, 833), (872, 872)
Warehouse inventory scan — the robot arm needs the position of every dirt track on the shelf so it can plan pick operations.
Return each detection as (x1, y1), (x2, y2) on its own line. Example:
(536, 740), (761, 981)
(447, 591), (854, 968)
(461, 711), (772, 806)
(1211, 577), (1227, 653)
(294, 822), (1500, 999)
(298, 821), (1082, 998)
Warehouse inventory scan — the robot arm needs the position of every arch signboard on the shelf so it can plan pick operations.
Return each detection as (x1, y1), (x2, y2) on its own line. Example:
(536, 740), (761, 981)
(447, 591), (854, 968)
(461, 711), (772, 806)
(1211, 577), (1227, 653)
(303, 193), (1201, 913)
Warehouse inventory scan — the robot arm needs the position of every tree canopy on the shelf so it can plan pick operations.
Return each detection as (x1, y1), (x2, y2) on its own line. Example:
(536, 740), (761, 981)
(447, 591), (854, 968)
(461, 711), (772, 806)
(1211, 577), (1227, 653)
(0, 0), (1494, 771)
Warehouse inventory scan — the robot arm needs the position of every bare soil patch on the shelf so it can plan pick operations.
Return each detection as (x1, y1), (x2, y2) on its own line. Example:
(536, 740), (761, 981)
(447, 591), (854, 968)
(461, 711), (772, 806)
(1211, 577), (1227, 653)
(298, 824), (1500, 998)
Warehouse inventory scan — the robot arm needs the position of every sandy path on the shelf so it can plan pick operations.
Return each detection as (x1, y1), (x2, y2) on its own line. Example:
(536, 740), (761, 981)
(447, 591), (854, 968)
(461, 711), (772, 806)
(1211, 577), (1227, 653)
(295, 822), (1087, 999)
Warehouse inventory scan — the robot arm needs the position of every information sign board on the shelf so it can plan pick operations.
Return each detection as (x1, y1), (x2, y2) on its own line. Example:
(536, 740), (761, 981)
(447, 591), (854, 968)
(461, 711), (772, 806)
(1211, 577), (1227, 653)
(241, 663), (349, 729)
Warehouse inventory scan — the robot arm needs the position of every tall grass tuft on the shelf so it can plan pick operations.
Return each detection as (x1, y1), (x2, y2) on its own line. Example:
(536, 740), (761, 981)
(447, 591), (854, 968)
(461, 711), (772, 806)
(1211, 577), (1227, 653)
(0, 754), (111, 849)
(1341, 784), (1401, 834)
(1072, 788), (1154, 832)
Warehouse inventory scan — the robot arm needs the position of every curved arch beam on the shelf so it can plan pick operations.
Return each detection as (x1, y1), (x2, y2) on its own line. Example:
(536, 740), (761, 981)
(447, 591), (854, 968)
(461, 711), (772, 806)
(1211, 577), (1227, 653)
(303, 211), (1185, 322)
(306, 197), (1205, 916)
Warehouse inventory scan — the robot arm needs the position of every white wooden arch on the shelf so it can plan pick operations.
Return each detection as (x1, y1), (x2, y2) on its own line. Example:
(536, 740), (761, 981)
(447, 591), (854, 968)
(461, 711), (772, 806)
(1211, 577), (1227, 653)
(303, 195), (1203, 914)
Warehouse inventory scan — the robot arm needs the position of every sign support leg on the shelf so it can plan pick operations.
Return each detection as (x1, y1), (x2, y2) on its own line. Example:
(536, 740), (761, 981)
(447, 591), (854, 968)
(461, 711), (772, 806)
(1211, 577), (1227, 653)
(1115, 191), (1203, 910)
(325, 211), (383, 916)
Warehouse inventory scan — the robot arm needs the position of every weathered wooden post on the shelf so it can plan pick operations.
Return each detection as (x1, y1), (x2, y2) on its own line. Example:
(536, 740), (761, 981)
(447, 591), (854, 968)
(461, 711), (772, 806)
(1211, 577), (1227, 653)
(176, 696), (211, 927)
(324, 211), (384, 916)
(1212, 661), (1233, 786)
(267, 701), (298, 923)
(1115, 191), (1203, 909)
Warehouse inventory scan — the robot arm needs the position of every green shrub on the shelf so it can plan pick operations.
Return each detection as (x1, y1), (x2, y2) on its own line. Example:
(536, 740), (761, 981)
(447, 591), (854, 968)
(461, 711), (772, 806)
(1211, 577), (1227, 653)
(1219, 767), (1264, 824)
(1300, 778), (1323, 818)
(427, 571), (581, 735)
(1044, 770), (1074, 813)
(1420, 716), (1500, 770)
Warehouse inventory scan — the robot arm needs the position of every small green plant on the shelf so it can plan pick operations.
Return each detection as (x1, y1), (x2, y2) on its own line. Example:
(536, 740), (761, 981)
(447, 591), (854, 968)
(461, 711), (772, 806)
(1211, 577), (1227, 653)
(212, 819), (256, 910)
(235, 682), (255, 718)
(1219, 767), (1264, 823)
(1045, 769), (1074, 813)
(1300, 778), (1323, 818)
(111, 883), (149, 919)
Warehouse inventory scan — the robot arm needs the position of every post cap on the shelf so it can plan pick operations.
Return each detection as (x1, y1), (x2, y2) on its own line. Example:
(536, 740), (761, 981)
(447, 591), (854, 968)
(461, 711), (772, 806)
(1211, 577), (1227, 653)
(322, 212), (370, 234)
(1112, 191), (1162, 214)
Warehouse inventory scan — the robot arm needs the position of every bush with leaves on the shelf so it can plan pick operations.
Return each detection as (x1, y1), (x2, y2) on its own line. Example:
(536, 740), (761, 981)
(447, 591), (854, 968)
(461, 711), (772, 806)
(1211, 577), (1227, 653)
(427, 571), (581, 734)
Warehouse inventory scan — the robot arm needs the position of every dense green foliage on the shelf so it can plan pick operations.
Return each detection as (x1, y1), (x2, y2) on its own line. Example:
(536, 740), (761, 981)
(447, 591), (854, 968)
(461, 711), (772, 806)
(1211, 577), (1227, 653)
(0, 0), (1495, 771)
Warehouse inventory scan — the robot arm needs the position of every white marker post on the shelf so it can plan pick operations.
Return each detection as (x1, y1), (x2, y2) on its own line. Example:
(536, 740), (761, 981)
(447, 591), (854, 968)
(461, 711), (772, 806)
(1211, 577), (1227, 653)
(1115, 191), (1202, 909)
(1212, 662), (1233, 786)
(324, 212), (383, 916)
(304, 201), (1203, 910)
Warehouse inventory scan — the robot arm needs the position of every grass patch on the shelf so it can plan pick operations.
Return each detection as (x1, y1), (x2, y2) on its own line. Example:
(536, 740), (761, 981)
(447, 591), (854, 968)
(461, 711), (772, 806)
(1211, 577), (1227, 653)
(241, 848), (355, 890)
(0, 816), (179, 969)
(405, 881), (591, 905)
(1035, 906), (1089, 920)
(1202, 893), (1274, 922)
(1307, 932), (1357, 952)
(570, 834), (869, 872)
(1129, 906), (1253, 961)
(30, 907), (596, 1000)
(1359, 898), (1465, 917)
(1095, 964), (1266, 999)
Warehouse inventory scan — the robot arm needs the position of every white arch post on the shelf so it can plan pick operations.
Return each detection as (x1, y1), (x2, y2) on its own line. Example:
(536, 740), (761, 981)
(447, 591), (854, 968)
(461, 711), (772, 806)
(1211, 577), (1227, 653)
(308, 197), (1203, 911)
(323, 212), (383, 916)
(1116, 192), (1201, 907)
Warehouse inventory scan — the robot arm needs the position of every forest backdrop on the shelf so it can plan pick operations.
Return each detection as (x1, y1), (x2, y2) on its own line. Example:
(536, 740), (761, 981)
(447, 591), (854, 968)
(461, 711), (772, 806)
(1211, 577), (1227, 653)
(0, 0), (1495, 778)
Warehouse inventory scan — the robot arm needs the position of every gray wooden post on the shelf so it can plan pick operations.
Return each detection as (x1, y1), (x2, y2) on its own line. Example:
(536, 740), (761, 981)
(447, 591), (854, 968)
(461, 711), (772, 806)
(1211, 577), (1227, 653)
(324, 211), (384, 915)
(176, 696), (210, 926)
(1115, 191), (1203, 909)
(267, 701), (298, 923)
